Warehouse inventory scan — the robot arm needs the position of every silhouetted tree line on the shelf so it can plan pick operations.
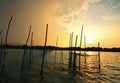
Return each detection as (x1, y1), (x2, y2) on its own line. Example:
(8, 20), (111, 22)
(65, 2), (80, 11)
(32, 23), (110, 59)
(1, 44), (120, 52)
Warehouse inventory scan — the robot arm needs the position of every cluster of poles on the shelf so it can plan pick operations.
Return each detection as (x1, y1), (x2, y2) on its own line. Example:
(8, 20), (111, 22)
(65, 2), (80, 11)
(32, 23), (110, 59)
(68, 25), (101, 72)
(68, 26), (84, 70)
(0, 17), (48, 82)
(0, 17), (101, 82)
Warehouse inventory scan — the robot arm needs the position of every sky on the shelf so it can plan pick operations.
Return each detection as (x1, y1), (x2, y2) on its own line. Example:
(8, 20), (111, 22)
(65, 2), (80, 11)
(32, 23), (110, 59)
(0, 0), (120, 48)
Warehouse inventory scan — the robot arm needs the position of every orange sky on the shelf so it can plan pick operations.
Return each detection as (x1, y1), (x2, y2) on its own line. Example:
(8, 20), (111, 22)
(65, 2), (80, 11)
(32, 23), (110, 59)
(0, 0), (120, 48)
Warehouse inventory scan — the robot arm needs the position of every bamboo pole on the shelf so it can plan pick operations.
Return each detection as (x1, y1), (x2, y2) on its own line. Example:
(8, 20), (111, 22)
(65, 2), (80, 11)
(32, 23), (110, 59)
(73, 35), (78, 70)
(79, 25), (83, 70)
(69, 33), (72, 68)
(40, 24), (48, 78)
(29, 32), (33, 64)
(69, 32), (73, 68)
(21, 25), (31, 72)
(0, 16), (13, 83)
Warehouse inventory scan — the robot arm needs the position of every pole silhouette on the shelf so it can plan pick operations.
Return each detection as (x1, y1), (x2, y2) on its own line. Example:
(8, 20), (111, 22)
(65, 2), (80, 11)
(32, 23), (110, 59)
(40, 24), (48, 77)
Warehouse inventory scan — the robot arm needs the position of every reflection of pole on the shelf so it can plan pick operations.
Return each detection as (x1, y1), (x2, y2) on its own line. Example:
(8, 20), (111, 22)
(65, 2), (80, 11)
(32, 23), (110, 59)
(84, 35), (86, 65)
(40, 24), (48, 77)
(0, 16), (13, 83)
(79, 25), (83, 70)
(29, 32), (33, 64)
(73, 35), (78, 70)
(60, 50), (63, 70)
(98, 42), (101, 72)
(54, 36), (58, 68)
(69, 32), (73, 68)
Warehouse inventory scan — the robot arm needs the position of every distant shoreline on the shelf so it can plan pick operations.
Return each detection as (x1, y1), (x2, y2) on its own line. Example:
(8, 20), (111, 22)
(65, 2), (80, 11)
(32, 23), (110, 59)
(1, 44), (120, 52)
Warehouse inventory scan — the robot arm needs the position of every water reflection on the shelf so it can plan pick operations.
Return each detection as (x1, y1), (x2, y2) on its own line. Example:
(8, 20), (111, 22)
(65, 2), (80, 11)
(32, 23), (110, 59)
(0, 49), (120, 83)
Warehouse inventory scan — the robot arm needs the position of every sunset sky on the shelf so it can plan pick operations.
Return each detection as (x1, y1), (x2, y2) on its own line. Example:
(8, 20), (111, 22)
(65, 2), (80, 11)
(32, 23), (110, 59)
(0, 0), (120, 48)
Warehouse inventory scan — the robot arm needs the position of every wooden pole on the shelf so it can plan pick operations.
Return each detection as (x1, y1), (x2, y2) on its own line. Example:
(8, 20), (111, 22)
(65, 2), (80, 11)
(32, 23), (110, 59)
(79, 25), (83, 70)
(73, 35), (78, 70)
(21, 25), (31, 72)
(69, 32), (73, 68)
(69, 33), (71, 68)
(40, 24), (48, 77)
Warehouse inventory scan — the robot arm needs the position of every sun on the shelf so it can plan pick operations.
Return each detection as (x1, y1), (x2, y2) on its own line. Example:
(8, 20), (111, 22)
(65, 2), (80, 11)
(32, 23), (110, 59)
(86, 35), (93, 44)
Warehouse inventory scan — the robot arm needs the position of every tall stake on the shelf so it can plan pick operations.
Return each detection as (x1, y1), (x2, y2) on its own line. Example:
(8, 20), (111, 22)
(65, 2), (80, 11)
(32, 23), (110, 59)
(79, 25), (83, 70)
(40, 24), (48, 77)
(69, 32), (73, 68)
(21, 26), (31, 72)
(73, 35), (78, 70)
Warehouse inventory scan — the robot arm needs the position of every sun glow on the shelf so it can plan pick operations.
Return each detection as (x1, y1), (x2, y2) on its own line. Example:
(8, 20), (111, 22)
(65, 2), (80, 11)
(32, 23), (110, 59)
(86, 35), (93, 44)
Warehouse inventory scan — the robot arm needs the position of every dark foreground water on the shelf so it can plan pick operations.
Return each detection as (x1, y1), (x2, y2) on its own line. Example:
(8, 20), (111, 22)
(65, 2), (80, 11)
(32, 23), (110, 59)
(0, 49), (120, 83)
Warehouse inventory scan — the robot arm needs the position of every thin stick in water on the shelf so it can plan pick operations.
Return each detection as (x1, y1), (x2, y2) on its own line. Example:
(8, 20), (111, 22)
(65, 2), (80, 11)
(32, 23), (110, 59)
(79, 25), (83, 70)
(40, 24), (48, 78)
(21, 25), (31, 72)
(69, 32), (73, 68)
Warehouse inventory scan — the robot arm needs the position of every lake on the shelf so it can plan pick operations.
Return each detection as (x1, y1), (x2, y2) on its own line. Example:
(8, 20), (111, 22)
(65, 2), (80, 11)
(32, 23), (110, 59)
(0, 49), (120, 83)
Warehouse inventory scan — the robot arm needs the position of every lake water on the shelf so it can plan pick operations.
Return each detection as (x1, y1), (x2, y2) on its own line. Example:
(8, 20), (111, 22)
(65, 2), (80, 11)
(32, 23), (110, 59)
(0, 49), (120, 83)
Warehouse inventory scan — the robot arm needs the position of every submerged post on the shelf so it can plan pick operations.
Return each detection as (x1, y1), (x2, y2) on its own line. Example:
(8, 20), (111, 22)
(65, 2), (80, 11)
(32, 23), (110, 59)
(79, 25), (83, 70)
(40, 24), (48, 77)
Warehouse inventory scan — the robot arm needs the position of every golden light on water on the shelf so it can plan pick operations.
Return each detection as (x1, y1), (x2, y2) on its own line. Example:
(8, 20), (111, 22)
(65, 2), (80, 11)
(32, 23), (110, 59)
(86, 51), (93, 55)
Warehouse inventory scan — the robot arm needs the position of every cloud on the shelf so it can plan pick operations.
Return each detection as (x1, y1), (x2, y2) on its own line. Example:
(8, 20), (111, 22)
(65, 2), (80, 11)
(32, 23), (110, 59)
(102, 14), (120, 21)
(54, 0), (101, 31)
